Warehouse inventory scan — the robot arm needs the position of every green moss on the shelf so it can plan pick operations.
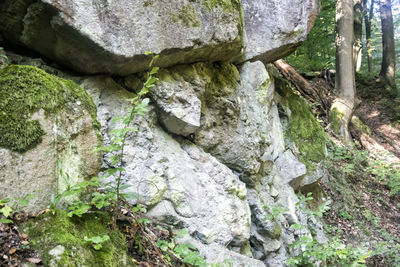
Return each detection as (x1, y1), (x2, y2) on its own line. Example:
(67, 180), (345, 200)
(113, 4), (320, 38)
(203, 0), (241, 12)
(0, 65), (99, 153)
(330, 107), (344, 135)
(280, 83), (326, 171)
(201, 62), (240, 99)
(21, 210), (133, 267)
(172, 5), (201, 27)
(351, 116), (371, 135)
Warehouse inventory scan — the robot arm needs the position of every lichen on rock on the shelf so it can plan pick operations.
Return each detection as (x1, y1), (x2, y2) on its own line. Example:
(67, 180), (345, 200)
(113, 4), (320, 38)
(0, 64), (99, 152)
(21, 210), (133, 267)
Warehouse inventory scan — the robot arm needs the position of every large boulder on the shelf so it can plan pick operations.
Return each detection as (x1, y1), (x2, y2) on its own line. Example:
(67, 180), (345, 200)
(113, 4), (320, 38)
(0, 0), (243, 75)
(83, 76), (255, 263)
(0, 65), (101, 213)
(241, 0), (320, 63)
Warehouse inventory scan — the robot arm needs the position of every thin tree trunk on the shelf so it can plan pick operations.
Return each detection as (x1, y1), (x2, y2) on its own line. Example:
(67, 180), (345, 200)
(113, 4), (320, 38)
(364, 0), (374, 74)
(330, 0), (355, 143)
(353, 0), (364, 72)
(379, 0), (397, 97)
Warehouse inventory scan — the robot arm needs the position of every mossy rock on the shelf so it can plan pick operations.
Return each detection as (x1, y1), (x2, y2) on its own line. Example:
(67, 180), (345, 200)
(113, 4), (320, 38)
(21, 210), (134, 267)
(279, 81), (326, 171)
(0, 64), (102, 213)
(0, 64), (99, 153)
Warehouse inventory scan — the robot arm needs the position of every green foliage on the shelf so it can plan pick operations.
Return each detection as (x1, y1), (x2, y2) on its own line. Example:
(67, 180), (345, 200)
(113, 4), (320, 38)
(50, 54), (160, 219)
(288, 235), (370, 267)
(288, 194), (370, 266)
(156, 230), (207, 267)
(264, 204), (289, 221)
(327, 141), (400, 196)
(22, 210), (131, 266)
(0, 65), (99, 152)
(84, 235), (110, 250)
(286, 0), (336, 72)
(0, 47), (7, 60)
(0, 194), (36, 223)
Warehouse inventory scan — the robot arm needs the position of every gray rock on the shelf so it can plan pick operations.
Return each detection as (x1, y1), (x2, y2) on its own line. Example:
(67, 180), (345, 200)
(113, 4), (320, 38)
(241, 0), (320, 63)
(0, 0), (243, 75)
(195, 61), (275, 176)
(177, 235), (266, 267)
(0, 66), (101, 213)
(84, 76), (251, 249)
(275, 150), (307, 189)
(143, 65), (205, 136)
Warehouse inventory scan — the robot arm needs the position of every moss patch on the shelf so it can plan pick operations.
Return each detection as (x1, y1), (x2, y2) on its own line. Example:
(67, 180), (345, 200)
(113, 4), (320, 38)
(21, 210), (133, 267)
(0, 65), (99, 153)
(203, 0), (241, 12)
(172, 5), (201, 27)
(330, 107), (344, 135)
(280, 82), (326, 171)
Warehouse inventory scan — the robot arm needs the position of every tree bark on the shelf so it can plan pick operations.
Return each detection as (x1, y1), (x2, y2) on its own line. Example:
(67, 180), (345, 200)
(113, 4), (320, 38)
(353, 0), (364, 72)
(331, 0), (355, 143)
(379, 0), (397, 97)
(363, 0), (374, 74)
(273, 59), (329, 112)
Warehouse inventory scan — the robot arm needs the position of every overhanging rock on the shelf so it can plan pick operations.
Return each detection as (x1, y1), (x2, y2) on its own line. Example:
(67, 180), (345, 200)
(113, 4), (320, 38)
(0, 0), (243, 75)
(240, 0), (320, 63)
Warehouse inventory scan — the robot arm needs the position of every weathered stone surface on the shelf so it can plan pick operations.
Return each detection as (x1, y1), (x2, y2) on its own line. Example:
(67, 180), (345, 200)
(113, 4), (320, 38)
(139, 65), (205, 136)
(83, 76), (252, 251)
(177, 235), (265, 267)
(275, 150), (307, 188)
(241, 0), (320, 63)
(0, 0), (243, 75)
(196, 61), (275, 176)
(0, 65), (101, 213)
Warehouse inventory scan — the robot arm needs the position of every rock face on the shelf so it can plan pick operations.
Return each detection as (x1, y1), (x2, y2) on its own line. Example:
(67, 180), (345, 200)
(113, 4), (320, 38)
(241, 0), (320, 62)
(0, 65), (101, 213)
(0, 0), (243, 75)
(0, 0), (320, 75)
(83, 76), (257, 264)
(0, 0), (326, 265)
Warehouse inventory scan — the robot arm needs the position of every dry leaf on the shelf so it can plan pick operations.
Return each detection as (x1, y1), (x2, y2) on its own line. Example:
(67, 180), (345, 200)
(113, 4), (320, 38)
(9, 247), (17, 254)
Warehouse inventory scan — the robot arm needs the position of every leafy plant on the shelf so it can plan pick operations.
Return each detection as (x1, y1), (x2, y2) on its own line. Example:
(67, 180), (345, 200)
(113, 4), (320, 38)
(288, 194), (370, 266)
(0, 198), (13, 223)
(0, 194), (36, 223)
(0, 47), (7, 60)
(84, 235), (110, 250)
(95, 52), (159, 206)
(156, 229), (207, 267)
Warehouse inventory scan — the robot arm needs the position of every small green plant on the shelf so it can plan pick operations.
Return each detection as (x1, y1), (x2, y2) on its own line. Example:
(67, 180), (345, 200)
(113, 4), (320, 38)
(0, 194), (36, 223)
(288, 193), (370, 266)
(0, 47), (7, 60)
(264, 204), (289, 221)
(156, 229), (207, 267)
(50, 53), (159, 219)
(339, 210), (353, 220)
(0, 198), (13, 223)
(84, 235), (110, 250)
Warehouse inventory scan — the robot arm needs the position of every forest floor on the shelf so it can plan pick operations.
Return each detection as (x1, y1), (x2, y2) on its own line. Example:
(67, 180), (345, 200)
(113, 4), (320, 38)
(312, 75), (400, 267)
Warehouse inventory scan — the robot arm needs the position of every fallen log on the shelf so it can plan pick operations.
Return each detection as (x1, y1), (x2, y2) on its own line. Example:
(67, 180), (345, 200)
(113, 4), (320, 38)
(273, 59), (329, 112)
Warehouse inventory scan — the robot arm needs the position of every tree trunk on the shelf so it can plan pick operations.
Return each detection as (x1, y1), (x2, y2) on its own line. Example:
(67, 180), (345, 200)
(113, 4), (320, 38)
(330, 0), (355, 143)
(364, 0), (374, 74)
(353, 0), (363, 72)
(379, 0), (397, 97)
(273, 59), (329, 112)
